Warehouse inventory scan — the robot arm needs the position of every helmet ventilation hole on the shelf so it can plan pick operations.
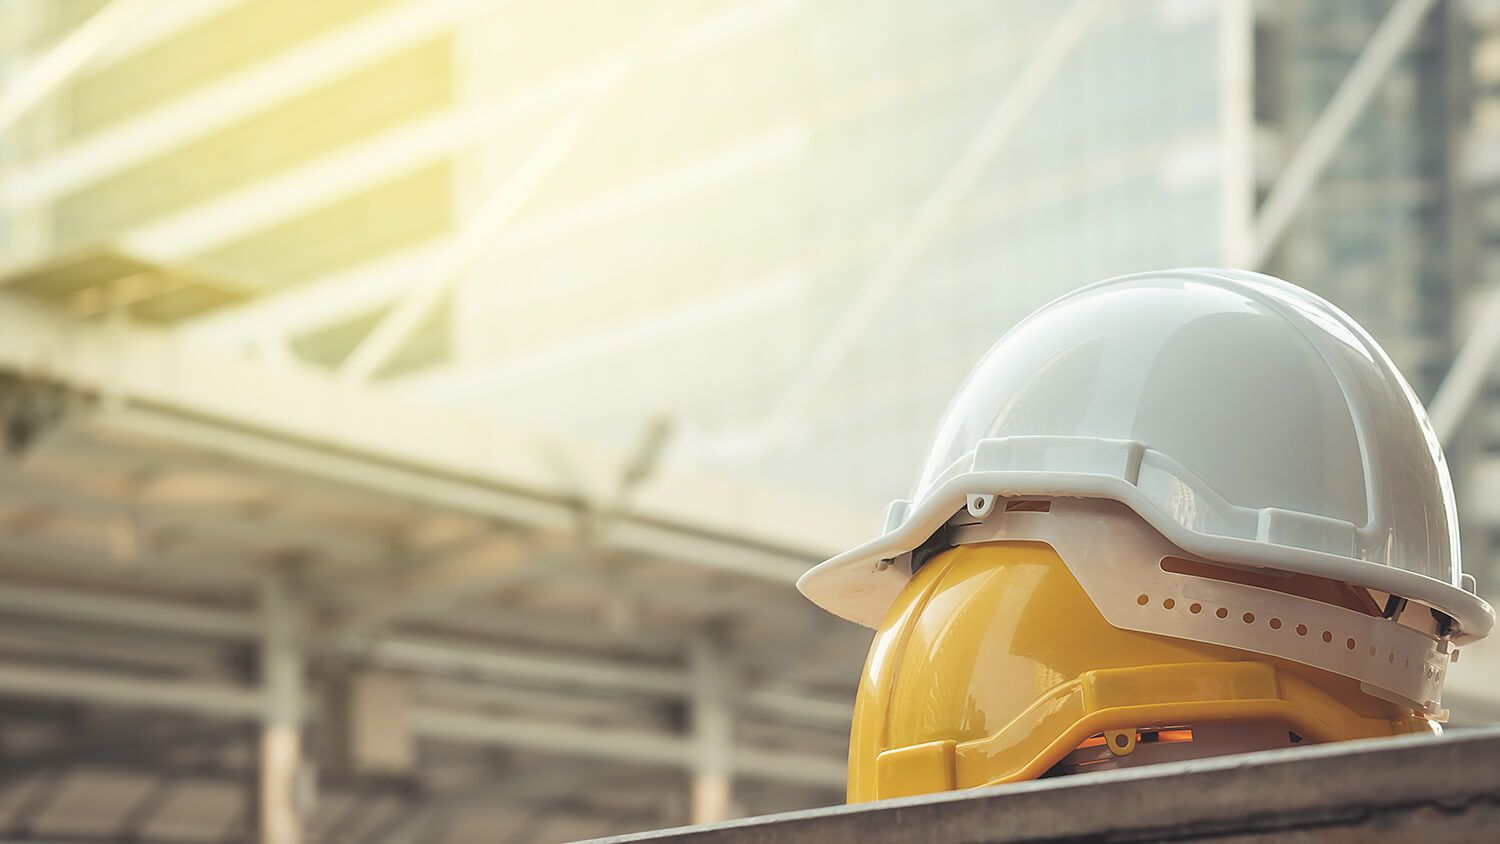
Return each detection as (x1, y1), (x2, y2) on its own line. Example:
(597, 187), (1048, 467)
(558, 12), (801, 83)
(1242, 612), (1255, 624)
(1345, 638), (1356, 650)
(1189, 603), (1202, 614)
(1137, 594), (1150, 606)
(1215, 607), (1229, 619)
(1163, 598), (1175, 609)
(1321, 631), (1333, 644)
(1296, 624), (1308, 636)
(1269, 618), (1282, 629)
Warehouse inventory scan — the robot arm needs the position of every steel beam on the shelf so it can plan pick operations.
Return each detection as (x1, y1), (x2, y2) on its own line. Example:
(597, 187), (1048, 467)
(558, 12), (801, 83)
(0, 662), (263, 717)
(352, 635), (689, 697)
(370, 603), (681, 659)
(411, 709), (693, 768)
(0, 529), (262, 588)
(0, 580), (255, 639)
(0, 471), (397, 570)
(258, 578), (305, 844)
(690, 636), (734, 824)
(408, 709), (845, 788)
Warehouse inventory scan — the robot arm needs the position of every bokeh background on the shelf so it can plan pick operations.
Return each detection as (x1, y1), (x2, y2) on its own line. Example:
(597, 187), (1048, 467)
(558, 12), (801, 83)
(0, 0), (1498, 841)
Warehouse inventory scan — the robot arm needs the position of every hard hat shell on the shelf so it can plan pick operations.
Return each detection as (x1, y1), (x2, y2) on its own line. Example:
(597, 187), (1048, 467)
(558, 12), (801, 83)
(799, 268), (1494, 642)
(849, 535), (1436, 803)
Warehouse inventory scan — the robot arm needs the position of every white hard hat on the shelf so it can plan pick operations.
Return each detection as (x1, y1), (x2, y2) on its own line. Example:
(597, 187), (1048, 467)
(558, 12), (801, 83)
(798, 268), (1494, 644)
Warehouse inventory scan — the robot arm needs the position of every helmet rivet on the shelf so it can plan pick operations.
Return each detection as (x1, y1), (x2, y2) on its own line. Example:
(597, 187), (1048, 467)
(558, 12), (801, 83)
(1105, 729), (1136, 757)
(965, 494), (995, 518)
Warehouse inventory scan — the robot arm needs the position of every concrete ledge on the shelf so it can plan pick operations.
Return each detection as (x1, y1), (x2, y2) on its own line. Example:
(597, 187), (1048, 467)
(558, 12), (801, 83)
(579, 727), (1500, 843)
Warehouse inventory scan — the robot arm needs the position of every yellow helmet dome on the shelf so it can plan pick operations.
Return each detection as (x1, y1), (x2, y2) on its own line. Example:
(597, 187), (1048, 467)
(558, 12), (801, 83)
(802, 269), (1493, 803)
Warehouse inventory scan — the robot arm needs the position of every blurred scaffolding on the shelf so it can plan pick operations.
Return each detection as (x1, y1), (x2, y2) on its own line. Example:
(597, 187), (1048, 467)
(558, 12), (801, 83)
(0, 0), (1499, 842)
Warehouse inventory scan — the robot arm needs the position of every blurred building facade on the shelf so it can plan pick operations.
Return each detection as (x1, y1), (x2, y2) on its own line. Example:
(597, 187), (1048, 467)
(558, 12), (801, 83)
(4, 0), (1236, 511)
(2, 0), (1500, 842)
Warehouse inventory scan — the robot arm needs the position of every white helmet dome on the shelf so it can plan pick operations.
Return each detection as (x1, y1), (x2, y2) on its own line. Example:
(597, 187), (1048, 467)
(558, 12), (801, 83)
(799, 268), (1494, 642)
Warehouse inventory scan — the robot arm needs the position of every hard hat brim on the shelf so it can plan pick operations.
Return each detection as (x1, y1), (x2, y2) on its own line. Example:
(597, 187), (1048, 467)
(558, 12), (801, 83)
(798, 437), (1495, 641)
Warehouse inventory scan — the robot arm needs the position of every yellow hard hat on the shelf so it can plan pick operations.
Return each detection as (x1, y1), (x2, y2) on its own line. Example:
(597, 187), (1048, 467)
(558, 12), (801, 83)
(801, 269), (1493, 802)
(848, 506), (1435, 802)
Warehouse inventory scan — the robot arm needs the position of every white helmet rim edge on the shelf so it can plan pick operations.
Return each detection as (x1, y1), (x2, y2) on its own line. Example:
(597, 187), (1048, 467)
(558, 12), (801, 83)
(796, 452), (1495, 640)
